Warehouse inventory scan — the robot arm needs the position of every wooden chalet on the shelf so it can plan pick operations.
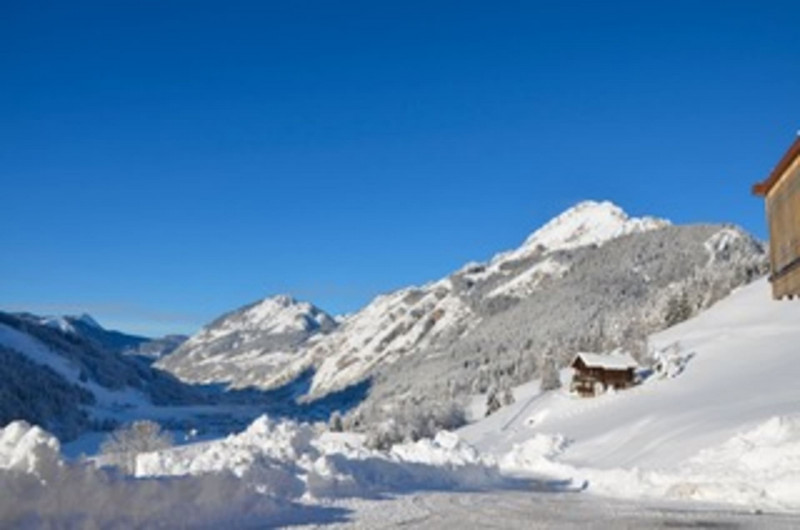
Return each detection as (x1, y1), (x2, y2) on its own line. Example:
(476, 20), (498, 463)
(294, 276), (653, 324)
(753, 136), (800, 299)
(570, 352), (638, 397)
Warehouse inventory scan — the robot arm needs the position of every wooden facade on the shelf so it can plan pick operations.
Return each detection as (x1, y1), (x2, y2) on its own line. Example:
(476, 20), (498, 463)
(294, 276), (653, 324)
(753, 137), (800, 300)
(569, 353), (637, 397)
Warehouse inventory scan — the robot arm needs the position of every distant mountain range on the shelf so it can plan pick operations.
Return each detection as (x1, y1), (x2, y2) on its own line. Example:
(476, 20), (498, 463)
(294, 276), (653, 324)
(0, 312), (197, 440)
(32, 313), (186, 359)
(0, 308), (365, 442)
(155, 201), (768, 438)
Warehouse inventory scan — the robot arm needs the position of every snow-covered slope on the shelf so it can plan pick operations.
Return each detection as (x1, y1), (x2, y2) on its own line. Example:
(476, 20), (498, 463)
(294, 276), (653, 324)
(0, 312), (205, 440)
(163, 201), (674, 394)
(305, 214), (760, 402)
(156, 200), (766, 447)
(156, 295), (336, 387)
(306, 202), (668, 394)
(4, 280), (800, 527)
(33, 312), (183, 358)
(460, 277), (800, 509)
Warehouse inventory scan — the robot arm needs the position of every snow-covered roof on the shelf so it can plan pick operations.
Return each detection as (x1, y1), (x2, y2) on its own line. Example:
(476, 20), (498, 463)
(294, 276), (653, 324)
(572, 352), (638, 370)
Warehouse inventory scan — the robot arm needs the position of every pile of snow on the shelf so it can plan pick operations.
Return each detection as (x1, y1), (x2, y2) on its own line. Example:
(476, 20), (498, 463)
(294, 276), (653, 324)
(0, 421), (61, 478)
(498, 416), (800, 511)
(0, 417), (503, 527)
(499, 433), (570, 473)
(138, 415), (503, 500)
(0, 421), (301, 528)
(666, 416), (800, 508)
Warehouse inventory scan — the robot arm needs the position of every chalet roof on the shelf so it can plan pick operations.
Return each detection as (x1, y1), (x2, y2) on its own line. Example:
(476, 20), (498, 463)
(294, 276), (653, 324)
(571, 352), (638, 371)
(753, 136), (800, 197)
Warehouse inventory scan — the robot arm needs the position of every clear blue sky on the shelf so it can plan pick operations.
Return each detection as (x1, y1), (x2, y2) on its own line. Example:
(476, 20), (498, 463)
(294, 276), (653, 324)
(2, 1), (799, 336)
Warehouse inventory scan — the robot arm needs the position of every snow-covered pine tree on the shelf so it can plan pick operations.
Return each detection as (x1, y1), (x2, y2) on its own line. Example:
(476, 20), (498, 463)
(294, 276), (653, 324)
(539, 354), (562, 391)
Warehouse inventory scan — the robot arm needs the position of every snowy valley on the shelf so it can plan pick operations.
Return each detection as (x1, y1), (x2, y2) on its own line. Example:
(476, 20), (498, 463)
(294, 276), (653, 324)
(2, 200), (798, 528)
(2, 277), (800, 527)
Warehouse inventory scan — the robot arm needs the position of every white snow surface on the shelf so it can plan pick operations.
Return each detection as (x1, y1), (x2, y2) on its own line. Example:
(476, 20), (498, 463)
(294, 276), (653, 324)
(7, 240), (800, 525)
(135, 415), (502, 497)
(461, 278), (800, 511)
(571, 351), (638, 370)
(0, 418), (505, 527)
(5, 277), (800, 527)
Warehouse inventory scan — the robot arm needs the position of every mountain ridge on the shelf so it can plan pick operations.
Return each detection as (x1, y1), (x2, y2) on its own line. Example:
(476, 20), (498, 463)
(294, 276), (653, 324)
(157, 200), (766, 423)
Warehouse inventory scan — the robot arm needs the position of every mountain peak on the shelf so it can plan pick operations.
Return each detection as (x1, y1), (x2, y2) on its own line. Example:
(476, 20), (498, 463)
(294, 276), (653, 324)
(561, 199), (626, 218)
(265, 294), (298, 306)
(521, 200), (670, 254)
(73, 313), (102, 329)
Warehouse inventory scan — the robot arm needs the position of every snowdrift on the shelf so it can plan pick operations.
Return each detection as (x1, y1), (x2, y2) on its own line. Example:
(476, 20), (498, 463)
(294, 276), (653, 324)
(0, 417), (505, 528)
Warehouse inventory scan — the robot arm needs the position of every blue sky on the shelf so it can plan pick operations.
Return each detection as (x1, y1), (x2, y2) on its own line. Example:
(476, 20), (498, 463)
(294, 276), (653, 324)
(2, 1), (799, 336)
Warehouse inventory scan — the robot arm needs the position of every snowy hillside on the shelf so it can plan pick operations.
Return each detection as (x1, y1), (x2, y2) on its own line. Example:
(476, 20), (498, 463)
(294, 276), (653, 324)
(30, 312), (184, 359)
(3, 279), (800, 528)
(0, 312), (208, 439)
(153, 201), (767, 446)
(460, 277), (800, 509)
(302, 201), (673, 396)
(156, 295), (337, 387)
(159, 201), (675, 394)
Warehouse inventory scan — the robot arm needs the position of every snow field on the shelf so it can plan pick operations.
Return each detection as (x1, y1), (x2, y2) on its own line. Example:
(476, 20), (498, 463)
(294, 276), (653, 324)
(463, 278), (800, 512)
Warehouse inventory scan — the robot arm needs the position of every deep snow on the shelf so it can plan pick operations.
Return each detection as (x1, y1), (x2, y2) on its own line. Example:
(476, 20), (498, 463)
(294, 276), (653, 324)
(460, 277), (800, 510)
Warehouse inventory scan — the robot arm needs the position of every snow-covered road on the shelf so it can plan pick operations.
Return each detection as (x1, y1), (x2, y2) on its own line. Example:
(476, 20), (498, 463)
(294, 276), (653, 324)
(301, 491), (800, 529)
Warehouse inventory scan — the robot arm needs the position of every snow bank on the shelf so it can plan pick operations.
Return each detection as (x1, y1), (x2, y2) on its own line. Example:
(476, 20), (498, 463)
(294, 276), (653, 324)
(0, 421), (314, 528)
(310, 430), (502, 497)
(0, 421), (61, 477)
(139, 415), (504, 500)
(0, 415), (507, 527)
(499, 433), (570, 473)
(664, 416), (800, 509)
(499, 417), (800, 511)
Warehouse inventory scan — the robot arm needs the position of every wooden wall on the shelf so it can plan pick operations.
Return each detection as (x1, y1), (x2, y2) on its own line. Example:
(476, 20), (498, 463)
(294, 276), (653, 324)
(766, 155), (800, 299)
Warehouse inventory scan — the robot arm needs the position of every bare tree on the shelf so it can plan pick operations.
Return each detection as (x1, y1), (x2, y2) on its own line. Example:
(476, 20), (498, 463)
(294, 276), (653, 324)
(101, 420), (173, 474)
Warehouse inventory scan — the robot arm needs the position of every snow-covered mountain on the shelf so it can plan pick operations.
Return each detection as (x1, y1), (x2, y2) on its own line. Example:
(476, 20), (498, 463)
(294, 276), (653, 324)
(0, 312), (206, 440)
(4, 278), (800, 528)
(158, 200), (767, 437)
(160, 201), (674, 394)
(32, 313), (185, 359)
(155, 295), (337, 387)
